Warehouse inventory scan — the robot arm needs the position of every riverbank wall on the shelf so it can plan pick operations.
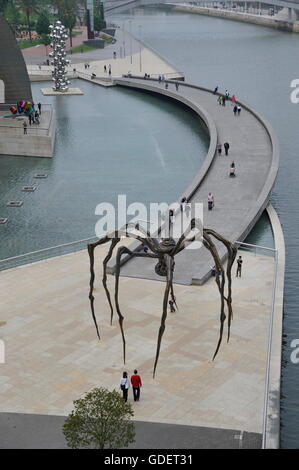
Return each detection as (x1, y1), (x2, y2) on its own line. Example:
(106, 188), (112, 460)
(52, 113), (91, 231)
(166, 4), (299, 33)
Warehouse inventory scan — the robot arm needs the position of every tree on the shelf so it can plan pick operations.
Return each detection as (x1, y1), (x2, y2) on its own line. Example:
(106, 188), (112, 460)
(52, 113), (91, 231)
(94, 12), (105, 33)
(62, 11), (76, 47)
(35, 10), (50, 36)
(63, 387), (135, 449)
(3, 1), (21, 32)
(0, 0), (9, 14)
(41, 33), (51, 57)
(59, 0), (78, 47)
(17, 0), (39, 41)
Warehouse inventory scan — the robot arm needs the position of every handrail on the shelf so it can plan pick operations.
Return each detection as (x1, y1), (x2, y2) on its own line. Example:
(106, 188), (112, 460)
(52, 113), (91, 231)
(0, 235), (99, 271)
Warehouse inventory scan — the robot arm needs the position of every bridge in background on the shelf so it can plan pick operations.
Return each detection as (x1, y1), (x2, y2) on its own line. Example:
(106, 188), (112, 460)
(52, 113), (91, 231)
(104, 0), (299, 20)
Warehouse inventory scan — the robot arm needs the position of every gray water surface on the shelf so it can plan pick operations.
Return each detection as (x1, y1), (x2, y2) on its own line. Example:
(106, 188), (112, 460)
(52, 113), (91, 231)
(0, 79), (208, 259)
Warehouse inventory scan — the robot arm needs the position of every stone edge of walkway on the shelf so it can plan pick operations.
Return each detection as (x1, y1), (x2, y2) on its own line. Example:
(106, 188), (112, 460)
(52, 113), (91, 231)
(262, 203), (285, 449)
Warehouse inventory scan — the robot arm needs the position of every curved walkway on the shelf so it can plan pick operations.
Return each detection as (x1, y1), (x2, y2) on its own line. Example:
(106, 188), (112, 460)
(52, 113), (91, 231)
(111, 77), (279, 284)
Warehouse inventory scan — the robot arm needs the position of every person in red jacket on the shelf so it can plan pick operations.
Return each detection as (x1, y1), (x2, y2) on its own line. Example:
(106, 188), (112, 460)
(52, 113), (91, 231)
(130, 369), (142, 402)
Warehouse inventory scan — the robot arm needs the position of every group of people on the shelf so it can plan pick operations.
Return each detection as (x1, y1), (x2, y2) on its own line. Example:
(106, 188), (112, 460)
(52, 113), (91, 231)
(216, 141), (236, 177)
(233, 105), (241, 116)
(103, 64), (112, 76)
(120, 370), (142, 402)
(22, 102), (42, 134)
(214, 86), (241, 113)
(84, 63), (90, 70)
(217, 142), (230, 156)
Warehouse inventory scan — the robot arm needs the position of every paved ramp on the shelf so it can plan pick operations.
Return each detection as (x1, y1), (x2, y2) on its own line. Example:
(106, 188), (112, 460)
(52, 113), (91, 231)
(109, 78), (278, 284)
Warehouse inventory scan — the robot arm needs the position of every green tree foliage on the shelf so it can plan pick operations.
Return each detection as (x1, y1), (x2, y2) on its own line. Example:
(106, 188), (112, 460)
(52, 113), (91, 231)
(3, 1), (21, 30)
(17, 0), (39, 41)
(59, 0), (78, 47)
(0, 0), (9, 14)
(94, 12), (105, 33)
(63, 387), (135, 449)
(35, 10), (50, 35)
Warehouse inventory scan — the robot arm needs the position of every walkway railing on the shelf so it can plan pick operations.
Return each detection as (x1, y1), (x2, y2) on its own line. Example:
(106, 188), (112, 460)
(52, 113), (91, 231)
(0, 103), (53, 136)
(236, 240), (279, 449)
(0, 236), (98, 271)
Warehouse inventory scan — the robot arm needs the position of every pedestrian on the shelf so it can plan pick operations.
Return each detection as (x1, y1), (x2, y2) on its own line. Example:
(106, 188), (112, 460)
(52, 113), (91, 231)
(142, 244), (148, 253)
(120, 371), (130, 402)
(233, 105), (238, 116)
(169, 299), (176, 312)
(217, 143), (222, 156)
(224, 142), (230, 156)
(169, 209), (175, 234)
(38, 102), (41, 114)
(208, 192), (214, 210)
(34, 110), (40, 125)
(104, 65), (107, 73)
(175, 82), (179, 91)
(222, 95), (226, 106)
(158, 75), (161, 83)
(231, 94), (236, 103)
(113, 51), (116, 59)
(180, 196), (187, 212)
(225, 89), (229, 98)
(229, 161), (236, 177)
(28, 114), (32, 126)
(165, 82), (168, 89)
(213, 86), (218, 94)
(217, 95), (222, 105)
(236, 255), (243, 277)
(237, 105), (241, 115)
(23, 120), (27, 135)
(130, 369), (142, 402)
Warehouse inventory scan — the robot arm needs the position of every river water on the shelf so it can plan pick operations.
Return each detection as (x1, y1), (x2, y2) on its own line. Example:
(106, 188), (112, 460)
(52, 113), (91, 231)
(0, 79), (208, 259)
(109, 5), (299, 448)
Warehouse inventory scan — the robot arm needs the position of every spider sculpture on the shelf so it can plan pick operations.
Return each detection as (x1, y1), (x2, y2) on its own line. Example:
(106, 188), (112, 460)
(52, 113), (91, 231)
(88, 219), (238, 377)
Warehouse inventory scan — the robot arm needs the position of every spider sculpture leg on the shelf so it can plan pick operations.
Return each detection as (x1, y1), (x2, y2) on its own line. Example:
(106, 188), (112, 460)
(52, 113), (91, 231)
(88, 236), (119, 339)
(114, 246), (160, 364)
(202, 231), (227, 360)
(153, 254), (175, 377)
(204, 229), (237, 342)
(102, 238), (121, 325)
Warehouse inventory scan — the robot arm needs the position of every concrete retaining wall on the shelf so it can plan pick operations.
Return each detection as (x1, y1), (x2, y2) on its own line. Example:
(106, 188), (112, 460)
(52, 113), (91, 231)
(263, 203), (285, 449)
(0, 109), (56, 158)
(169, 4), (299, 32)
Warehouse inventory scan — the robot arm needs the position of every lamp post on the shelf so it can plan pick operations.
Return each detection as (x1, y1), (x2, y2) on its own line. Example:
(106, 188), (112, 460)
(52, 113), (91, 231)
(129, 20), (132, 65)
(123, 21), (126, 58)
(139, 25), (142, 73)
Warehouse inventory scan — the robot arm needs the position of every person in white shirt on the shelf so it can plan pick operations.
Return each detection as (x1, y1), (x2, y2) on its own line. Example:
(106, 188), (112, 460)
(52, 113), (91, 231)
(120, 371), (130, 402)
(180, 197), (187, 212)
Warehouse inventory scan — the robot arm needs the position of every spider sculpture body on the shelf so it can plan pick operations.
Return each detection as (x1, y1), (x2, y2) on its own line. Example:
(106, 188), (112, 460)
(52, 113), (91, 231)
(88, 219), (237, 377)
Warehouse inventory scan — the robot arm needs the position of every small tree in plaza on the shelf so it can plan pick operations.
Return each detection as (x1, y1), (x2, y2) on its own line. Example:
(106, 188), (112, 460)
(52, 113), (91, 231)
(63, 387), (135, 449)
(35, 10), (50, 36)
